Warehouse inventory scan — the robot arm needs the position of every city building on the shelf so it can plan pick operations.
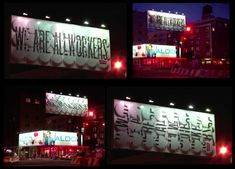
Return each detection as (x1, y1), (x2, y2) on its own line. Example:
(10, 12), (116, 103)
(181, 17), (229, 61)
(133, 10), (186, 68)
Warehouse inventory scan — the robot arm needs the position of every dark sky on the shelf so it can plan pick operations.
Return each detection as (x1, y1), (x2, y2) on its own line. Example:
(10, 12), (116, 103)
(133, 3), (230, 23)
(4, 84), (105, 107)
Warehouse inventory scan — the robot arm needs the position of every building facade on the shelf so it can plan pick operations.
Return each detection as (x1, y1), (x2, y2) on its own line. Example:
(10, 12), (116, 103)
(181, 17), (229, 60)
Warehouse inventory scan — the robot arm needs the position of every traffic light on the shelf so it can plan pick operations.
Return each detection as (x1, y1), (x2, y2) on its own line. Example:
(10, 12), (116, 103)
(219, 146), (228, 155)
(114, 61), (122, 69)
(186, 26), (191, 32)
(88, 111), (94, 117)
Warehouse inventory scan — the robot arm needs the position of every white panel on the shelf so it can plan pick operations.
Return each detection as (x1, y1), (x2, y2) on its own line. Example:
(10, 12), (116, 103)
(43, 131), (78, 146)
(19, 130), (78, 146)
(147, 10), (186, 31)
(19, 131), (44, 146)
(45, 93), (88, 116)
(133, 44), (176, 58)
(10, 15), (111, 71)
(113, 99), (216, 157)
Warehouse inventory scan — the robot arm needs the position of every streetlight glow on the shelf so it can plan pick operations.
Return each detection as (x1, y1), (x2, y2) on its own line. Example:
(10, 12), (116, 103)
(149, 99), (154, 103)
(101, 24), (106, 28)
(23, 12), (28, 16)
(65, 18), (71, 22)
(188, 105), (194, 109)
(169, 102), (175, 106)
(126, 96), (131, 100)
(84, 20), (89, 25)
(206, 108), (211, 112)
(45, 16), (50, 19)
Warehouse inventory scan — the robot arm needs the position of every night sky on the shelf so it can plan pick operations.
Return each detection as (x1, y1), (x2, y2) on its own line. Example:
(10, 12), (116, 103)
(133, 3), (230, 23)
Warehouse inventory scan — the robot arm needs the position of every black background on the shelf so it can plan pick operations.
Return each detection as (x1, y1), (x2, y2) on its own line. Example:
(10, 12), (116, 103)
(2, 0), (234, 168)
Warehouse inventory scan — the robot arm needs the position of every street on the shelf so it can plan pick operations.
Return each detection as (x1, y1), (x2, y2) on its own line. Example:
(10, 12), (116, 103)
(4, 158), (78, 167)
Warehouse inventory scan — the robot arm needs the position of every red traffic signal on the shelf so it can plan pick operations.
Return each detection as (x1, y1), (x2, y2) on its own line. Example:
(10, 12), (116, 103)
(219, 146), (228, 155)
(114, 61), (122, 69)
(186, 26), (191, 32)
(88, 111), (94, 117)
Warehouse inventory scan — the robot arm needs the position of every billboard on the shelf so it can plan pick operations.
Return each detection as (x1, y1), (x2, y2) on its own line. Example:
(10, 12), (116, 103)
(133, 44), (176, 58)
(147, 10), (186, 31)
(19, 131), (44, 146)
(46, 93), (88, 116)
(10, 15), (111, 71)
(113, 99), (216, 157)
(19, 130), (78, 146)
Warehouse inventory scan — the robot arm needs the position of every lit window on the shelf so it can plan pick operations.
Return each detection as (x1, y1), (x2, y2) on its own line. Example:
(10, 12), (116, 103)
(212, 27), (215, 31)
(25, 98), (31, 103)
(224, 23), (228, 28)
(35, 99), (40, 104)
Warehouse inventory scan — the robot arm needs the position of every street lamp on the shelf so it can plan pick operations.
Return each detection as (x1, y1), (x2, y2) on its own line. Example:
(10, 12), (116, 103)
(23, 12), (28, 16)
(65, 18), (71, 22)
(188, 105), (194, 109)
(149, 99), (154, 103)
(169, 102), (175, 106)
(101, 24), (106, 28)
(84, 20), (89, 25)
(206, 108), (211, 112)
(45, 16), (50, 19)
(126, 96), (131, 100)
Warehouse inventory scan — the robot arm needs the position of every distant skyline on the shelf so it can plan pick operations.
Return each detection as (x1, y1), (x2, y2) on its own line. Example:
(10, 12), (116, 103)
(133, 3), (230, 23)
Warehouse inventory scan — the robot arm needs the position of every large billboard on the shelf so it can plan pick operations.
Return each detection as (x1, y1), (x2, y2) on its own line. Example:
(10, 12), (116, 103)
(133, 44), (176, 58)
(147, 10), (186, 31)
(45, 93), (88, 116)
(113, 99), (216, 157)
(19, 131), (44, 146)
(10, 15), (111, 71)
(19, 130), (78, 146)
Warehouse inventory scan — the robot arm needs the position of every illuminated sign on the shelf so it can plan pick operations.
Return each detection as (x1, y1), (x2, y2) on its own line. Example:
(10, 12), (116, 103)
(19, 130), (78, 146)
(113, 99), (216, 157)
(10, 15), (111, 71)
(133, 44), (176, 58)
(43, 131), (77, 146)
(46, 93), (88, 116)
(19, 131), (44, 146)
(147, 10), (186, 31)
